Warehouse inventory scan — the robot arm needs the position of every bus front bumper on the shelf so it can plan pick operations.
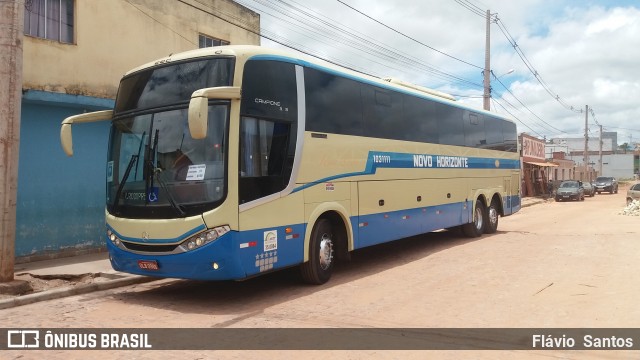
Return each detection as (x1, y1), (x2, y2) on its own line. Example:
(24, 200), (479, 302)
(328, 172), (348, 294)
(106, 234), (246, 281)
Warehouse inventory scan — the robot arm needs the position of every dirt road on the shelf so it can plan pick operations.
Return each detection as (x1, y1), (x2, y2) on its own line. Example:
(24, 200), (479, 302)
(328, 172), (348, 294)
(2, 189), (638, 359)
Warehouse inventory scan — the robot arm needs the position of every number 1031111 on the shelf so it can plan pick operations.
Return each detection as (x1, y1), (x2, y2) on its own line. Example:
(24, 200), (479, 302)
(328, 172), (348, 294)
(373, 155), (391, 164)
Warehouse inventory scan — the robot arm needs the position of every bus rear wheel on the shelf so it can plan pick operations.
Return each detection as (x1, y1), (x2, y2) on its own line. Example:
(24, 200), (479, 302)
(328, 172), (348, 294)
(462, 200), (485, 238)
(484, 199), (499, 234)
(301, 219), (334, 285)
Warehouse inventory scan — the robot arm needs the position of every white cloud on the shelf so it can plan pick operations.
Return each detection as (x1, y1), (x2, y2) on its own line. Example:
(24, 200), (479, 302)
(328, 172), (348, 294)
(242, 0), (640, 143)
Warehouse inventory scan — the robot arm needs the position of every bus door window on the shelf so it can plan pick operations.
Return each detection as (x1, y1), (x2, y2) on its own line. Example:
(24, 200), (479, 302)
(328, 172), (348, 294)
(240, 117), (291, 204)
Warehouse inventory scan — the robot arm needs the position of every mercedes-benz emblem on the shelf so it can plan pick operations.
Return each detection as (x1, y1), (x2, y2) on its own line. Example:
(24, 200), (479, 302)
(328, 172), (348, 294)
(141, 231), (150, 242)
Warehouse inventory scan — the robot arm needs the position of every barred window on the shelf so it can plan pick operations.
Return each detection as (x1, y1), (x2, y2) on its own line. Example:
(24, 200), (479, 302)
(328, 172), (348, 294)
(24, 0), (74, 44)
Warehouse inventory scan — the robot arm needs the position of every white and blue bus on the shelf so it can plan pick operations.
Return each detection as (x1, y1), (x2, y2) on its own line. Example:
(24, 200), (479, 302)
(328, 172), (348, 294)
(61, 45), (520, 284)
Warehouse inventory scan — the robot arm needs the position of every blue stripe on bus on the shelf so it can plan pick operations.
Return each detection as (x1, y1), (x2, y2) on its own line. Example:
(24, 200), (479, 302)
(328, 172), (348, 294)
(354, 201), (472, 249)
(293, 151), (520, 193)
(106, 223), (207, 244)
(354, 195), (521, 249)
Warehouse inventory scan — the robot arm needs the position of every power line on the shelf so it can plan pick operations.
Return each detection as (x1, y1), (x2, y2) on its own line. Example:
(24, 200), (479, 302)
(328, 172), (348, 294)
(176, 0), (381, 77)
(453, 0), (485, 18)
(124, 0), (196, 46)
(453, 1), (617, 139)
(452, 1), (582, 135)
(491, 98), (544, 137)
(238, 0), (484, 88)
(335, 0), (483, 70)
(492, 73), (568, 135)
(493, 16), (584, 114)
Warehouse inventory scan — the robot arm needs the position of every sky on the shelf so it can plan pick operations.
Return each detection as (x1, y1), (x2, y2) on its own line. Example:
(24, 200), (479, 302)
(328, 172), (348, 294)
(236, 0), (640, 147)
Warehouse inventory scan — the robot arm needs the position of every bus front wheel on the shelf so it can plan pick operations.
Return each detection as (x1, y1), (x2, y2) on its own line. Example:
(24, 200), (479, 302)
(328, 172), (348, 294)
(301, 219), (334, 285)
(462, 200), (485, 238)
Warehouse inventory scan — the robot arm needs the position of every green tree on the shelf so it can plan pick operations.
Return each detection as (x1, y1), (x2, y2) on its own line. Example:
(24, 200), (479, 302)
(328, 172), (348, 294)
(619, 143), (631, 154)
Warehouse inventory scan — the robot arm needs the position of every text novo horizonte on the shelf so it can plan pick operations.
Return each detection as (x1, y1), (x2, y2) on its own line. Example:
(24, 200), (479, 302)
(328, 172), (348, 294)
(413, 155), (468, 168)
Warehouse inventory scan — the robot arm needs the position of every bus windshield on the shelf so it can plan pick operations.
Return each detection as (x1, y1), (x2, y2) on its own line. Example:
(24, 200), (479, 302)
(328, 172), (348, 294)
(107, 105), (228, 219)
(106, 57), (233, 219)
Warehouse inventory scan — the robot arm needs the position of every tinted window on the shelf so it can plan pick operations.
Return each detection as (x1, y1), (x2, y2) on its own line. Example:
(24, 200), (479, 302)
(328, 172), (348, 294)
(239, 118), (293, 204)
(502, 121), (517, 152)
(436, 102), (465, 146)
(402, 95), (438, 143)
(363, 86), (403, 139)
(560, 181), (579, 188)
(485, 116), (505, 150)
(241, 60), (297, 122)
(464, 111), (486, 148)
(303, 67), (516, 152)
(239, 60), (298, 204)
(115, 58), (234, 114)
(305, 68), (364, 136)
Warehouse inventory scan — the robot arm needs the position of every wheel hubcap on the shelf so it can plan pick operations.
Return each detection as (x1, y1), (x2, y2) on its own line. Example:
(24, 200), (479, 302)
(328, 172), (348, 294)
(489, 207), (498, 226)
(319, 234), (334, 270)
(475, 207), (484, 231)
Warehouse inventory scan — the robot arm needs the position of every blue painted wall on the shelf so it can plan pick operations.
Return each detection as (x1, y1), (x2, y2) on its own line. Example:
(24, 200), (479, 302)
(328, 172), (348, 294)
(16, 91), (114, 258)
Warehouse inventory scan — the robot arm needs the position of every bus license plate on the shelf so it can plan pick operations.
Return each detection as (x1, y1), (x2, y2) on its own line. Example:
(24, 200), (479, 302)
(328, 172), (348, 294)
(138, 260), (159, 270)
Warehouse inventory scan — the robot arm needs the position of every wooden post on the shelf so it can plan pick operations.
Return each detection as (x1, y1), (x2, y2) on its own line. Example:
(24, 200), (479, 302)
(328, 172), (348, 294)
(0, 0), (24, 282)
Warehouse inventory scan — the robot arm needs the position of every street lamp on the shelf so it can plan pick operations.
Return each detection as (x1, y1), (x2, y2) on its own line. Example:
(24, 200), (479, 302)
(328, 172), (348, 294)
(493, 68), (514, 80)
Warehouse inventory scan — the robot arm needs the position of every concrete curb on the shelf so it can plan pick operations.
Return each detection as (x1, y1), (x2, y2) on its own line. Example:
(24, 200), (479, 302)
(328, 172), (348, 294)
(0, 275), (157, 310)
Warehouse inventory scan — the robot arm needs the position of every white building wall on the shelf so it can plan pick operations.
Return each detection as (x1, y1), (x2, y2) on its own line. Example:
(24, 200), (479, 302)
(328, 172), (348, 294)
(568, 154), (634, 179)
(549, 137), (613, 154)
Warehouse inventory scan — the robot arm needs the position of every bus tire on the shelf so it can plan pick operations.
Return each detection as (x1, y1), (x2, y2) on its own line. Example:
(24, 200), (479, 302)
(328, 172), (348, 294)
(301, 219), (334, 285)
(462, 200), (485, 238)
(484, 199), (499, 234)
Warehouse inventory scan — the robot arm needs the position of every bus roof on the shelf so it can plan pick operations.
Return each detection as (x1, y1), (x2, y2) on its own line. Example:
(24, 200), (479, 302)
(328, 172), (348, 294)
(124, 45), (515, 125)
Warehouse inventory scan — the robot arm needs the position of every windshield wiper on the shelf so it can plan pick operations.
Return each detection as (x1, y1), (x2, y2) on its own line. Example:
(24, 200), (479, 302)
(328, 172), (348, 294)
(153, 168), (186, 217)
(144, 128), (186, 217)
(145, 129), (159, 202)
(113, 154), (138, 210)
(133, 131), (146, 180)
(113, 132), (146, 210)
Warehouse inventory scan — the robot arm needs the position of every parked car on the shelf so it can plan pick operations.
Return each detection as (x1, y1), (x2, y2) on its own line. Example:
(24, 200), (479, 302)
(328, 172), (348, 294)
(593, 176), (618, 194)
(582, 181), (596, 197)
(555, 180), (585, 202)
(627, 183), (640, 205)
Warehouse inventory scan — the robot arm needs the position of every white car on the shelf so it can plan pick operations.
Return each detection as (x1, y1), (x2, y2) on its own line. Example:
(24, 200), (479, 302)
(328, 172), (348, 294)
(627, 183), (640, 205)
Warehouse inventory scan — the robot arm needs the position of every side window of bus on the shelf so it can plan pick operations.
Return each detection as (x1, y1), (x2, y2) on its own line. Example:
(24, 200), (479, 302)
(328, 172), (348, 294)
(402, 95), (438, 143)
(362, 86), (403, 139)
(502, 121), (517, 152)
(485, 116), (505, 151)
(305, 68), (364, 136)
(464, 112), (486, 148)
(436, 103), (465, 146)
(239, 117), (292, 204)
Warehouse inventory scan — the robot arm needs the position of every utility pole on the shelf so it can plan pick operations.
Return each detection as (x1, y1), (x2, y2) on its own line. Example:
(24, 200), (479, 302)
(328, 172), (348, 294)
(0, 0), (23, 283)
(598, 125), (603, 177)
(584, 105), (589, 181)
(483, 9), (491, 111)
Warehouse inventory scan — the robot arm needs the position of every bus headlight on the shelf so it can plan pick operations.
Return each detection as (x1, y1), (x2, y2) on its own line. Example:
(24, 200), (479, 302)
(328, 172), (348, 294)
(181, 225), (230, 252)
(107, 229), (122, 246)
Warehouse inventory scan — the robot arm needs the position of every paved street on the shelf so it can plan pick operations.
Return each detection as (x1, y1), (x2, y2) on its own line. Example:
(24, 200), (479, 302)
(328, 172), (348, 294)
(2, 188), (639, 359)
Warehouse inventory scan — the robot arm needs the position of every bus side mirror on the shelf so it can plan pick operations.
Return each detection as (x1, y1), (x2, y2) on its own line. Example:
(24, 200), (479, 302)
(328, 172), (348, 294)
(188, 86), (241, 139)
(60, 110), (113, 156)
